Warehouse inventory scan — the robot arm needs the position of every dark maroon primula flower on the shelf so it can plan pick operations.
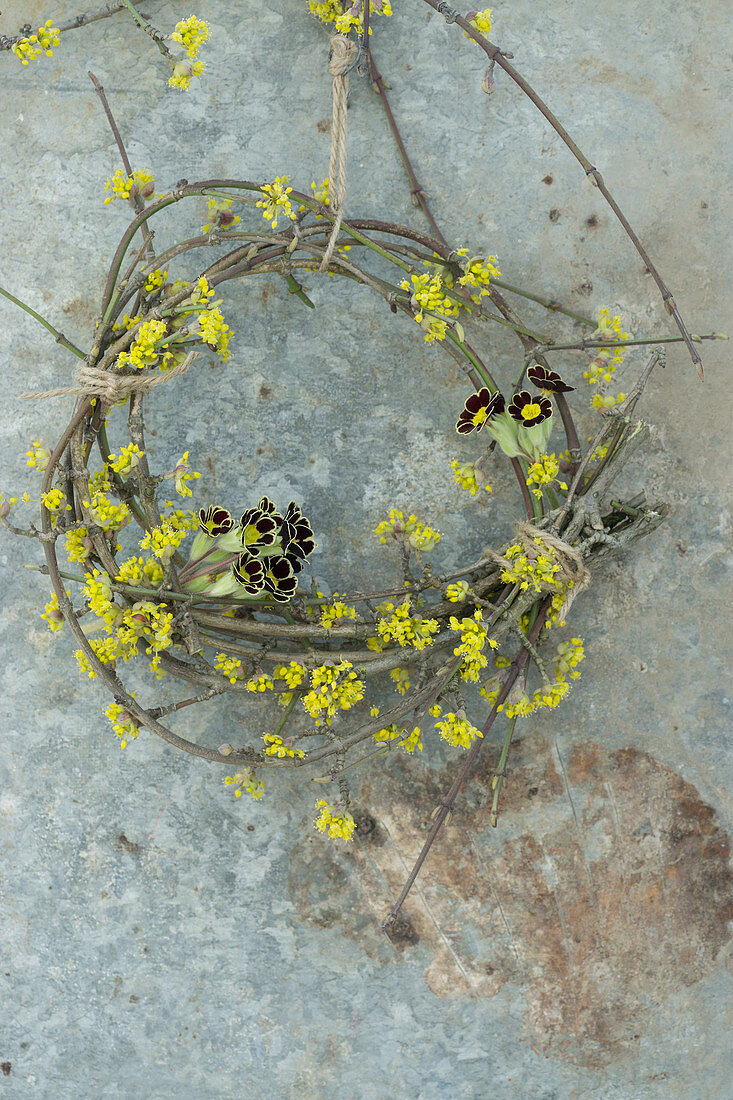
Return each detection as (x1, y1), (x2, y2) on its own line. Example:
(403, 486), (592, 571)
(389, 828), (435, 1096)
(455, 388), (506, 435)
(507, 390), (553, 427)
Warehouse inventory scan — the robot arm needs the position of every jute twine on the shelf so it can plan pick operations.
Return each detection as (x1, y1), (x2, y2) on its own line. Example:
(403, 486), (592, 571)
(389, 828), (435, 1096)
(19, 350), (198, 404)
(320, 34), (358, 272)
(486, 521), (591, 621)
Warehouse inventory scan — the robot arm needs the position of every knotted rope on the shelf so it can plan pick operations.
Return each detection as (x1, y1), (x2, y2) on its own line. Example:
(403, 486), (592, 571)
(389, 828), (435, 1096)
(320, 34), (358, 272)
(485, 520), (591, 621)
(19, 351), (198, 403)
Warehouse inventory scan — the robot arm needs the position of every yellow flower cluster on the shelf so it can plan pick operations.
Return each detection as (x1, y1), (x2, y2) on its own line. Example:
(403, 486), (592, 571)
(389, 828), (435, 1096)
(314, 800), (356, 840)
(107, 444), (144, 477)
(103, 168), (155, 205)
(374, 509), (442, 551)
(389, 667), (411, 695)
(376, 599), (439, 651)
(169, 58), (204, 90)
(449, 608), (498, 681)
(214, 652), (242, 684)
(435, 711), (483, 749)
(446, 580), (470, 603)
(591, 392), (627, 411)
(12, 20), (60, 64)
(468, 8), (493, 34)
(65, 526), (91, 563)
(455, 248), (501, 300)
(373, 723), (423, 753)
(451, 459), (491, 496)
(41, 590), (66, 632)
(171, 15), (209, 57)
(302, 661), (365, 727)
(105, 700), (139, 749)
(224, 769), (264, 799)
(525, 454), (568, 500)
(172, 451), (201, 497)
(197, 307), (233, 361)
(139, 509), (195, 563)
(84, 491), (131, 532)
(273, 662), (306, 688)
(144, 269), (167, 293)
(246, 673), (274, 692)
(115, 318), (169, 371)
(41, 488), (69, 513)
(117, 555), (164, 587)
(202, 198), (241, 233)
(257, 176), (295, 229)
(320, 596), (358, 629)
(26, 441), (51, 471)
(263, 734), (305, 759)
(308, 0), (393, 35)
(500, 539), (563, 593)
(400, 269), (460, 343)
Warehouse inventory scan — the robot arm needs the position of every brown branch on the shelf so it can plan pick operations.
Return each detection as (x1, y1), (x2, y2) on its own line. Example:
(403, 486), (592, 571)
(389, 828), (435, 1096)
(420, 0), (703, 378)
(382, 598), (551, 932)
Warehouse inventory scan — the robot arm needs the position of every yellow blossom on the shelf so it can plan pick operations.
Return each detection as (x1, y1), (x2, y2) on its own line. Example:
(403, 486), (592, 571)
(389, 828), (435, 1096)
(314, 800), (356, 840)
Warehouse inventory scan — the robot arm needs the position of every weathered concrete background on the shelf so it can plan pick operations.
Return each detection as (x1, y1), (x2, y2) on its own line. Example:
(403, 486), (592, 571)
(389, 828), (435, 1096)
(0, 0), (730, 1096)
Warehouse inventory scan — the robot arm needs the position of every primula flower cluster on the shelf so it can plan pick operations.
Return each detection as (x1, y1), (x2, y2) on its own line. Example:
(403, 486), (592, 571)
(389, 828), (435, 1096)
(179, 495), (315, 603)
(12, 20), (60, 65)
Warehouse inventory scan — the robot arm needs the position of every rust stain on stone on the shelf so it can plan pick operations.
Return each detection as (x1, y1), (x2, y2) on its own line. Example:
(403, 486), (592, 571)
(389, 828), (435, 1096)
(289, 737), (732, 1066)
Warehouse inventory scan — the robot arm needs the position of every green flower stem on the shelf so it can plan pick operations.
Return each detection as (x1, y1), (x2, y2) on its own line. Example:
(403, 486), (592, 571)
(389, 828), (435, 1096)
(0, 284), (86, 359)
(444, 328), (497, 391)
(271, 691), (301, 740)
(489, 716), (518, 827)
(541, 332), (722, 354)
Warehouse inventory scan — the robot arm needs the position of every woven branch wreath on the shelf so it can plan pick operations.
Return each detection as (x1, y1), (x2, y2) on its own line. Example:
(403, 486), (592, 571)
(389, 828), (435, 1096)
(2, 0), (715, 927)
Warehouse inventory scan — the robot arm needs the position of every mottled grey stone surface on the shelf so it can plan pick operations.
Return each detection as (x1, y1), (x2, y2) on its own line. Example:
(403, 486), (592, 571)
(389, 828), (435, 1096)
(0, 0), (730, 1097)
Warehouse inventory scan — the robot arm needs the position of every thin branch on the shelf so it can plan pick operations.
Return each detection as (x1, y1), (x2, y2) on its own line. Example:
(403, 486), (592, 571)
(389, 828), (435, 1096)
(421, 0), (703, 377)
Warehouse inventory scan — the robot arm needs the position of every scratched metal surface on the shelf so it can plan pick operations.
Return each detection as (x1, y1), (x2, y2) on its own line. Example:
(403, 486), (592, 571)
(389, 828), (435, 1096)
(0, 0), (731, 1096)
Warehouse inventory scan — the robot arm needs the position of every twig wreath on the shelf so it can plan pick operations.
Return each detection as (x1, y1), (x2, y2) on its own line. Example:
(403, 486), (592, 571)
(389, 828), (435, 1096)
(1, 1), (723, 931)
